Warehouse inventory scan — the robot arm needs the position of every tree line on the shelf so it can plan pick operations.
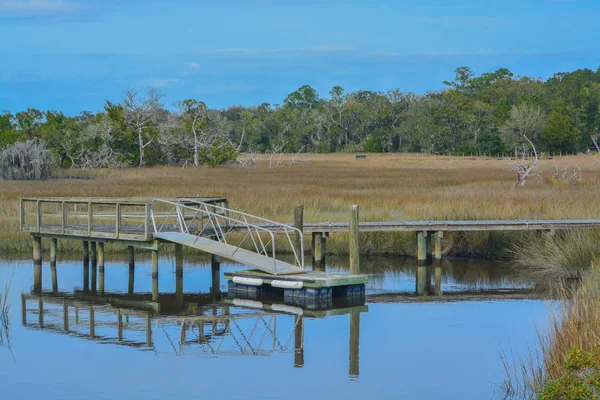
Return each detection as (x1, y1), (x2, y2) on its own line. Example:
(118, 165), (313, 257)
(1, 66), (600, 168)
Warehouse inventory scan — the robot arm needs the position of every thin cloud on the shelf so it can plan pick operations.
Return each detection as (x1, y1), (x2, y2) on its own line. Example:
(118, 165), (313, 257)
(0, 0), (81, 17)
(149, 77), (180, 88)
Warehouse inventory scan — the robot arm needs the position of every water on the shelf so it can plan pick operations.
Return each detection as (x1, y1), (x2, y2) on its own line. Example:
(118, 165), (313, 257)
(0, 254), (548, 400)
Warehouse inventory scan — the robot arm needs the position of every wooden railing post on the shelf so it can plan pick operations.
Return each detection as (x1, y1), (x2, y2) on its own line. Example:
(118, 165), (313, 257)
(36, 200), (41, 233)
(88, 202), (93, 237)
(145, 204), (151, 240)
(19, 199), (24, 231)
(61, 201), (67, 234)
(115, 203), (121, 239)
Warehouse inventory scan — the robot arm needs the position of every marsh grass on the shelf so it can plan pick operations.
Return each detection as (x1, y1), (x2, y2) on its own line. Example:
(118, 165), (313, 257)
(2, 153), (600, 256)
(511, 231), (600, 286)
(501, 275), (600, 399)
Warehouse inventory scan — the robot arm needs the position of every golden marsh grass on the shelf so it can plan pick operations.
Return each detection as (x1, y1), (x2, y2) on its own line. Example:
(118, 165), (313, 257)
(1, 153), (600, 255)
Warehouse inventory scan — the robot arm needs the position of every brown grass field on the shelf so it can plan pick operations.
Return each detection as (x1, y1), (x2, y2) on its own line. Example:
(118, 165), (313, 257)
(2, 153), (600, 255)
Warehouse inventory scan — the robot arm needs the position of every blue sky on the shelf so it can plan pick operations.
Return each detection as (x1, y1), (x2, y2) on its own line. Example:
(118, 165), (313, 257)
(0, 0), (599, 115)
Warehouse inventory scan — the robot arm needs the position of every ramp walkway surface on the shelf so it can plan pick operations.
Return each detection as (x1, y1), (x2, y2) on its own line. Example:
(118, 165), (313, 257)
(154, 232), (305, 276)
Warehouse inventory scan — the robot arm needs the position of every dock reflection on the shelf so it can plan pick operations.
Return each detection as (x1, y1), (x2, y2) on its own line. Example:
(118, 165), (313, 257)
(21, 261), (366, 377)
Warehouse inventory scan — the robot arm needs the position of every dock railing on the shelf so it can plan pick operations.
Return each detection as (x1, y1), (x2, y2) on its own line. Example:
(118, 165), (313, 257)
(20, 198), (152, 241)
(150, 198), (304, 272)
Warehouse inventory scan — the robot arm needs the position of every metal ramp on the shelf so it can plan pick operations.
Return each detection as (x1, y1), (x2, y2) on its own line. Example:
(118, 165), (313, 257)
(150, 199), (305, 276)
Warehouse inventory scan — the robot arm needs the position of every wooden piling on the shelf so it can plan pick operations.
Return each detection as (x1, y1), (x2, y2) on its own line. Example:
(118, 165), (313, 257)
(433, 232), (443, 260)
(98, 242), (105, 294)
(211, 254), (221, 294)
(33, 236), (42, 292)
(175, 243), (183, 306)
(83, 258), (90, 292)
(294, 205), (304, 256)
(83, 241), (89, 263)
(50, 238), (57, 263)
(90, 242), (97, 263)
(417, 231), (432, 263)
(349, 205), (360, 275)
(128, 246), (135, 268)
(50, 262), (58, 293)
(152, 241), (159, 301)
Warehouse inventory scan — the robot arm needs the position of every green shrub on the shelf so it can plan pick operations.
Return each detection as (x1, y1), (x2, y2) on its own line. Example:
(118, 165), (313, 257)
(197, 141), (238, 166)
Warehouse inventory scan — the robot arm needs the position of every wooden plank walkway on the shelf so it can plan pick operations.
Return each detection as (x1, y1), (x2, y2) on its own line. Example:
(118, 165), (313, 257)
(154, 232), (305, 276)
(231, 219), (600, 233)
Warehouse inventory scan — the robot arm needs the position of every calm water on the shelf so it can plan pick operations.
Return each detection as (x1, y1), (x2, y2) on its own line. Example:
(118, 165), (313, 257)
(0, 254), (548, 400)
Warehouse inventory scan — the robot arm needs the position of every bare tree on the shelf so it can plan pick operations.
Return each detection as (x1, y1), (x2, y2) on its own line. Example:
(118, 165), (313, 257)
(164, 99), (232, 168)
(505, 135), (540, 186)
(122, 88), (164, 167)
(552, 161), (581, 185)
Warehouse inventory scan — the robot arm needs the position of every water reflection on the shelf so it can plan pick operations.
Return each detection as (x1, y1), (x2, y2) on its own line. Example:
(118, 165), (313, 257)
(22, 268), (365, 375)
(0, 253), (550, 400)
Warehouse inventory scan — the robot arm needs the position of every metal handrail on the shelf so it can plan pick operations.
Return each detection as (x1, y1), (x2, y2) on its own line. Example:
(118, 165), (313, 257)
(150, 199), (304, 272)
(177, 198), (304, 268)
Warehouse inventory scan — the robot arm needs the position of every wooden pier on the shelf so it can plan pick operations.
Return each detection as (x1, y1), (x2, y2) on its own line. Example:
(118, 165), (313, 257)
(20, 196), (600, 303)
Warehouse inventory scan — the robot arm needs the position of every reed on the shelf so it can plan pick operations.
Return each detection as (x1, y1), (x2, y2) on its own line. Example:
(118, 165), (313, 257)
(501, 273), (600, 399)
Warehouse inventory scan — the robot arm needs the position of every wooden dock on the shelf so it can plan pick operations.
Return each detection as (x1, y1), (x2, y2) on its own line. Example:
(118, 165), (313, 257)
(20, 195), (600, 304)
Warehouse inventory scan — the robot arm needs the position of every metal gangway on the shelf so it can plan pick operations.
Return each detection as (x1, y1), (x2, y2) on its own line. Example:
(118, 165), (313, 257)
(150, 198), (305, 276)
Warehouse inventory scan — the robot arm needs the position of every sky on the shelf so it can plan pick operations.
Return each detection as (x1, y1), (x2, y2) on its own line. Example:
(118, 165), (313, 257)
(0, 0), (599, 115)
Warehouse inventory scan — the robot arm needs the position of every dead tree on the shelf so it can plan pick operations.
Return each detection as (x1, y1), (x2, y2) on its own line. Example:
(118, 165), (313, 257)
(552, 161), (581, 185)
(505, 135), (540, 186)
(122, 88), (163, 167)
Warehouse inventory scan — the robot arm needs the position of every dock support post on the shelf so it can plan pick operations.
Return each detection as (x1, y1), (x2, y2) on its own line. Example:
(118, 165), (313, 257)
(434, 232), (443, 260)
(349, 311), (360, 378)
(294, 204), (304, 256)
(312, 232), (326, 270)
(175, 244), (183, 306)
(128, 246), (135, 268)
(50, 238), (57, 263)
(152, 241), (159, 301)
(294, 315), (304, 368)
(50, 238), (58, 292)
(417, 231), (432, 263)
(83, 241), (89, 263)
(128, 248), (135, 295)
(90, 242), (97, 293)
(32, 236), (42, 293)
(211, 254), (221, 294)
(90, 242), (97, 263)
(83, 258), (90, 293)
(98, 242), (105, 295)
(350, 205), (360, 275)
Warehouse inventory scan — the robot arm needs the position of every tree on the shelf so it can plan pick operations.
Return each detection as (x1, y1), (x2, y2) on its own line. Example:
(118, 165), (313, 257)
(122, 88), (163, 167)
(160, 99), (232, 167)
(499, 104), (546, 151)
(542, 111), (580, 152)
(283, 85), (320, 110)
(14, 108), (43, 139)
